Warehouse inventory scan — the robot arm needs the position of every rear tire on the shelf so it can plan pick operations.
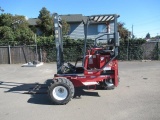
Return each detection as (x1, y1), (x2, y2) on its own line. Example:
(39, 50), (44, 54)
(48, 78), (75, 105)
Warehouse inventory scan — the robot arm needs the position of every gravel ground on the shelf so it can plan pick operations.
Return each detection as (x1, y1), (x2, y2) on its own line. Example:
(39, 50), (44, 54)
(0, 61), (160, 120)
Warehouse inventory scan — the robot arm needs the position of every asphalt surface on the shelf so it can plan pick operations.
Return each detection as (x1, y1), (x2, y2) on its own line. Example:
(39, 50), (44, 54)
(0, 61), (160, 120)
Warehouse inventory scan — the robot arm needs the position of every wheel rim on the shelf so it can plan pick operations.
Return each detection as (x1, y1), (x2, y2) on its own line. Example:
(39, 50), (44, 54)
(52, 86), (68, 100)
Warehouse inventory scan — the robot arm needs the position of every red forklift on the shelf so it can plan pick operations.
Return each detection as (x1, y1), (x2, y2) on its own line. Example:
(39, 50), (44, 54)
(48, 13), (120, 105)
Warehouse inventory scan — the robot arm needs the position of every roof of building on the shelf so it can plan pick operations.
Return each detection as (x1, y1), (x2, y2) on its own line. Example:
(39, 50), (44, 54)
(28, 14), (118, 25)
(60, 14), (84, 22)
(28, 14), (84, 26)
(28, 18), (40, 26)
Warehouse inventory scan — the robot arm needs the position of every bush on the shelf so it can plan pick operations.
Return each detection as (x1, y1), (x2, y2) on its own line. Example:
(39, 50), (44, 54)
(38, 37), (147, 62)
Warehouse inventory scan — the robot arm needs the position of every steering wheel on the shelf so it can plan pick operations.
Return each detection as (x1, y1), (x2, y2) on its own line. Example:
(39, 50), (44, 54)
(61, 63), (70, 73)
(67, 63), (76, 70)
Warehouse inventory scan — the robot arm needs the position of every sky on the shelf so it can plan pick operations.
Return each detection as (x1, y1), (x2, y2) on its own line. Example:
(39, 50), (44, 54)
(0, 0), (160, 38)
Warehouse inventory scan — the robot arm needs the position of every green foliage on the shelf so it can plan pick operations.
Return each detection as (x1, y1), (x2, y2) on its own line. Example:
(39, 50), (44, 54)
(63, 38), (84, 61)
(37, 7), (54, 36)
(152, 42), (160, 60)
(62, 19), (70, 36)
(36, 35), (55, 62)
(118, 22), (131, 40)
(36, 7), (70, 37)
(0, 13), (13, 27)
(13, 15), (35, 45)
(37, 35), (55, 47)
(29, 26), (37, 33)
(0, 7), (4, 12)
(12, 15), (29, 28)
(37, 37), (84, 62)
(145, 33), (150, 39)
(0, 26), (15, 45)
(14, 27), (34, 45)
(0, 7), (70, 46)
(0, 14), (35, 45)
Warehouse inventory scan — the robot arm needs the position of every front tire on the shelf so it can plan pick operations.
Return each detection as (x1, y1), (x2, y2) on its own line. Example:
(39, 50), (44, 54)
(48, 78), (74, 105)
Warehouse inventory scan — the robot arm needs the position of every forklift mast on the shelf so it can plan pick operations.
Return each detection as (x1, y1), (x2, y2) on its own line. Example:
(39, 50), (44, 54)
(54, 13), (64, 74)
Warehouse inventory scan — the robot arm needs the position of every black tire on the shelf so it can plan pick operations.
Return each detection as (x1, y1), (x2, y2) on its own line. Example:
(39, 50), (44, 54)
(48, 78), (75, 105)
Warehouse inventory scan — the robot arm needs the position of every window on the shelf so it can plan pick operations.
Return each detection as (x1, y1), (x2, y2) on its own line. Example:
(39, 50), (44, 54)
(98, 24), (106, 33)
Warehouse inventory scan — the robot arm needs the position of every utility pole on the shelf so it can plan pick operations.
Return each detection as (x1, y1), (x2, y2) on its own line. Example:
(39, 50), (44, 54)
(127, 31), (130, 60)
(157, 33), (159, 60)
(132, 25), (133, 39)
(35, 34), (38, 62)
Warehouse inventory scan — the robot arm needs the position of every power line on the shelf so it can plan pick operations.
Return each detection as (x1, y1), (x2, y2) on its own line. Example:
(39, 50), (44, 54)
(122, 15), (160, 38)
(134, 20), (160, 26)
(135, 27), (160, 34)
(132, 14), (160, 26)
(126, 15), (160, 30)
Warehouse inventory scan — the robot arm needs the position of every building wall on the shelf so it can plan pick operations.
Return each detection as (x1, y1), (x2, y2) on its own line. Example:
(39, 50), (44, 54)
(68, 22), (114, 41)
(69, 22), (84, 39)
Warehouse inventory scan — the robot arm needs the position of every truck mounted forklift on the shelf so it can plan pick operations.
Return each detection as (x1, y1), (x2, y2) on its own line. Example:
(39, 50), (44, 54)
(48, 13), (120, 105)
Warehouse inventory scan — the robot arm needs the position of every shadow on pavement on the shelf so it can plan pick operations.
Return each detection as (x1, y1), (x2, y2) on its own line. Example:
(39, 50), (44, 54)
(0, 79), (100, 105)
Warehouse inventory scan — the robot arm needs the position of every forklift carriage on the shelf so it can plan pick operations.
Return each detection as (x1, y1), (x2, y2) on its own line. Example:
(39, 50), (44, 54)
(48, 13), (120, 105)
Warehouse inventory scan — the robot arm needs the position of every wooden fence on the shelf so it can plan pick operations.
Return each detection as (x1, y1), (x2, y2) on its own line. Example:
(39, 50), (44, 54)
(0, 46), (37, 64)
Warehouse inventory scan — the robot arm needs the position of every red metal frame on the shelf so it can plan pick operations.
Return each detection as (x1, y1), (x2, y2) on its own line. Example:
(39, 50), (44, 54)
(54, 47), (119, 88)
(53, 14), (119, 89)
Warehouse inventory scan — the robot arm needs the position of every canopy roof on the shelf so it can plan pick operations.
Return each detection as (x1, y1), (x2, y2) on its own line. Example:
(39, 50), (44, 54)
(89, 14), (119, 23)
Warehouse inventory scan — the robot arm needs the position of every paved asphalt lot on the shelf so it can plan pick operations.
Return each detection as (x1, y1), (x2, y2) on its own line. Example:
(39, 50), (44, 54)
(0, 61), (160, 120)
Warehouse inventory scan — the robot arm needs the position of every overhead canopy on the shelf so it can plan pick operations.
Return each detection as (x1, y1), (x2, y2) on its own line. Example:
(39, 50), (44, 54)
(89, 14), (119, 23)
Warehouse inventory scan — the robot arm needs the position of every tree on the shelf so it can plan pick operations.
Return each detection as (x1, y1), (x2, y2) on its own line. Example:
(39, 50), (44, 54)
(0, 26), (15, 45)
(37, 7), (70, 37)
(145, 33), (150, 39)
(14, 27), (34, 45)
(118, 22), (131, 40)
(0, 14), (35, 45)
(12, 15), (30, 28)
(62, 19), (70, 36)
(0, 14), (15, 45)
(12, 15), (35, 45)
(37, 7), (54, 36)
(0, 13), (13, 27)
(0, 7), (4, 12)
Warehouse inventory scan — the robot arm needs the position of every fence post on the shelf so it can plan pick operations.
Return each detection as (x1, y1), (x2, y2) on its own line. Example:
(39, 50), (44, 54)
(127, 39), (129, 60)
(22, 46), (27, 63)
(40, 48), (42, 62)
(8, 45), (11, 64)
(158, 42), (159, 60)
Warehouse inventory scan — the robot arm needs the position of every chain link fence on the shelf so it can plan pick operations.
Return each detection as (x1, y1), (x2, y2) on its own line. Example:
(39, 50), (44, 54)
(0, 41), (160, 64)
(118, 41), (160, 61)
(40, 41), (160, 62)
